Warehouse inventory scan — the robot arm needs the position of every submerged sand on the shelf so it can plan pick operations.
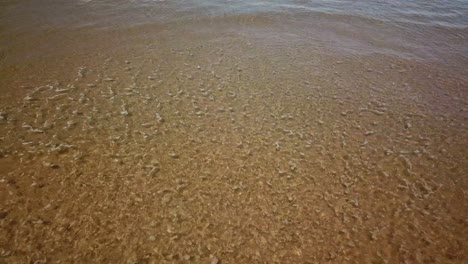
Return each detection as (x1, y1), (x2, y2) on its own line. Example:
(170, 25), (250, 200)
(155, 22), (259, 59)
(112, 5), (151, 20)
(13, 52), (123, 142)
(0, 8), (467, 264)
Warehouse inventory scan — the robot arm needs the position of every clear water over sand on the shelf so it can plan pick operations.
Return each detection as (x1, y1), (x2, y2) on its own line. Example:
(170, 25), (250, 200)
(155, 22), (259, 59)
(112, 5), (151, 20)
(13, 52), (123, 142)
(0, 1), (467, 263)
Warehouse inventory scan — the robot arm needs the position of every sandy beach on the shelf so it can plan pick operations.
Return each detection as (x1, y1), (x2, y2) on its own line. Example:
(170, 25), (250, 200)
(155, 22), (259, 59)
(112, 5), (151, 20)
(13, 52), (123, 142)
(0, 1), (467, 263)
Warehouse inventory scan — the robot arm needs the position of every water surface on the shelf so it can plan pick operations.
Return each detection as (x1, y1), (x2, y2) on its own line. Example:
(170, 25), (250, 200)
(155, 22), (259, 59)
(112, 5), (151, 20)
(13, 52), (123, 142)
(0, 1), (467, 263)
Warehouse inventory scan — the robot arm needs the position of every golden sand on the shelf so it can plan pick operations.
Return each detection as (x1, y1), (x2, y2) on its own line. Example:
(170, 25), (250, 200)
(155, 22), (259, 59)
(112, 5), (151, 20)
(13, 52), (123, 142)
(0, 10), (467, 264)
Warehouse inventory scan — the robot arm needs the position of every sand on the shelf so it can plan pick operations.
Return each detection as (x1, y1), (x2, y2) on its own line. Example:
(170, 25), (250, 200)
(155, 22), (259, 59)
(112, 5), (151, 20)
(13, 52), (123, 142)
(0, 8), (467, 264)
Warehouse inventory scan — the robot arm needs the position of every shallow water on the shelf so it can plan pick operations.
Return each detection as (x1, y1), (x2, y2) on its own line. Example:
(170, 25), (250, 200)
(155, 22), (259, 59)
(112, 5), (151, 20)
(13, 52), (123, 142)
(1, 0), (468, 61)
(0, 1), (467, 263)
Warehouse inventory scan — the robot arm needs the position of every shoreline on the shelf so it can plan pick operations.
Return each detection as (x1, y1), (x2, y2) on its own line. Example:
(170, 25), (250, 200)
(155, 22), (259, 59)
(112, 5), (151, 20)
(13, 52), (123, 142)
(0, 2), (467, 263)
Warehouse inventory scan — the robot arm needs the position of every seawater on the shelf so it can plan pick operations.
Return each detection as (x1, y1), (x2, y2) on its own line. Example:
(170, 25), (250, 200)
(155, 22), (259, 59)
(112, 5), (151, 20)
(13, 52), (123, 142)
(1, 0), (467, 61)
(0, 0), (467, 263)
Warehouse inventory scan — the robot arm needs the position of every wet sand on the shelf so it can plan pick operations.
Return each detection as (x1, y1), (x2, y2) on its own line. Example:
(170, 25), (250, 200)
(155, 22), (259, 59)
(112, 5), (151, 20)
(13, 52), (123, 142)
(1, 3), (468, 264)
